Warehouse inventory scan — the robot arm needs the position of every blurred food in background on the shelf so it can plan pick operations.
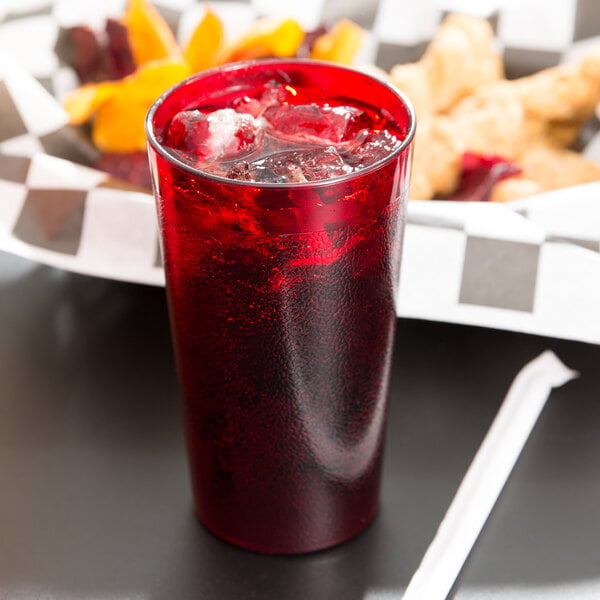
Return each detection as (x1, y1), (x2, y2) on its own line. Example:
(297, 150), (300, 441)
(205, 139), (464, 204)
(61, 2), (600, 201)
(376, 14), (600, 202)
(61, 0), (363, 188)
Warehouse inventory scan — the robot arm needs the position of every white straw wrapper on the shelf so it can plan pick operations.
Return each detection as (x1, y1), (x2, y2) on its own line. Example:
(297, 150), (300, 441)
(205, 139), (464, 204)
(402, 350), (577, 600)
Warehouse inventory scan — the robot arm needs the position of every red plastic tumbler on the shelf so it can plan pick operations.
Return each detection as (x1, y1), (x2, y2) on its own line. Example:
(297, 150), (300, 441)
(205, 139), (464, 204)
(146, 59), (415, 554)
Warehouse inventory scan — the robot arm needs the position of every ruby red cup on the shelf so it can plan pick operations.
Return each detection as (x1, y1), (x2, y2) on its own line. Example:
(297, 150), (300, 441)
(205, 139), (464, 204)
(146, 59), (415, 554)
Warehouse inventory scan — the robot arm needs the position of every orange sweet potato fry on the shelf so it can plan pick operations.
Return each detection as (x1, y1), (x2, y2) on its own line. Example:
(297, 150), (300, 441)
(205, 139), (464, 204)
(64, 59), (190, 153)
(63, 82), (115, 124)
(123, 0), (180, 65)
(63, 7), (366, 162)
(94, 60), (190, 152)
(184, 8), (224, 72)
(310, 20), (363, 65)
(222, 17), (304, 62)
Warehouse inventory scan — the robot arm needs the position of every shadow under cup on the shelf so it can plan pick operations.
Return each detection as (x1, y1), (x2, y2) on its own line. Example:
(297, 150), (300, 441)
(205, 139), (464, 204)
(146, 59), (415, 554)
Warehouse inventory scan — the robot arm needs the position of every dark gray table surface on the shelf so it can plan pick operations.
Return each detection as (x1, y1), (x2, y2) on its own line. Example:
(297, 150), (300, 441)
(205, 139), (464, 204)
(1, 249), (599, 600)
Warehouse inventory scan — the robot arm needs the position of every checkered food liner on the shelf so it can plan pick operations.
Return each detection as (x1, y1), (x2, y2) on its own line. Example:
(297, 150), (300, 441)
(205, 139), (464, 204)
(1, 0), (599, 343)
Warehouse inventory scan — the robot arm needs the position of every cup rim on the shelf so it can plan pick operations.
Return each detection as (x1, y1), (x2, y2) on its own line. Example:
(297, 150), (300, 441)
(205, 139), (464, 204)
(145, 58), (416, 189)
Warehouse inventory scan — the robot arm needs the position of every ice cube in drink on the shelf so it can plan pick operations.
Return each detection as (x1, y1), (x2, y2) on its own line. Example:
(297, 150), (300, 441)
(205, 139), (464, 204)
(160, 81), (406, 185)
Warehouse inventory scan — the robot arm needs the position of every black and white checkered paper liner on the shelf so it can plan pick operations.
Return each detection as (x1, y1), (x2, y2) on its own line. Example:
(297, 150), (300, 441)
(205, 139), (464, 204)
(1, 0), (600, 344)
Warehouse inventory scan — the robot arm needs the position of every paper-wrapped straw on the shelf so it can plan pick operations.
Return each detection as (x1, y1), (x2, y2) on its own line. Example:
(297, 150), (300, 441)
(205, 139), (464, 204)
(402, 350), (577, 600)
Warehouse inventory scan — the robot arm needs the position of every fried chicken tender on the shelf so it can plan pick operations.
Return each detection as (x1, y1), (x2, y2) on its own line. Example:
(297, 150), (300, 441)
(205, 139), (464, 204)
(520, 145), (600, 188)
(514, 50), (600, 123)
(448, 81), (526, 160)
(389, 14), (503, 116)
(489, 177), (543, 203)
(451, 55), (600, 200)
(490, 147), (600, 202)
(409, 82), (527, 201)
(409, 116), (463, 200)
(387, 63), (433, 116)
(388, 13), (600, 201)
(448, 51), (600, 154)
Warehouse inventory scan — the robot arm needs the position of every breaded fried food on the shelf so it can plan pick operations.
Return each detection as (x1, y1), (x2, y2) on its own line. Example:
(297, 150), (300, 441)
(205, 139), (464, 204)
(409, 116), (463, 200)
(515, 50), (600, 123)
(489, 147), (600, 202)
(448, 51), (600, 158)
(519, 145), (600, 189)
(387, 63), (433, 116)
(389, 13), (600, 201)
(390, 14), (503, 116)
(420, 13), (504, 112)
(448, 81), (526, 160)
(489, 177), (543, 203)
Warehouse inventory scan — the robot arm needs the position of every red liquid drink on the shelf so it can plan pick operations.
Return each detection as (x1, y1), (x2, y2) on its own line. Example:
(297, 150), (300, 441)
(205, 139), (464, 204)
(146, 60), (415, 554)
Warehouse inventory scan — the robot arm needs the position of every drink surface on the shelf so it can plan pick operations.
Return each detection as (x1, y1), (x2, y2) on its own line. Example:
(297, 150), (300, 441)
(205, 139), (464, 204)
(148, 61), (413, 553)
(159, 79), (406, 183)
